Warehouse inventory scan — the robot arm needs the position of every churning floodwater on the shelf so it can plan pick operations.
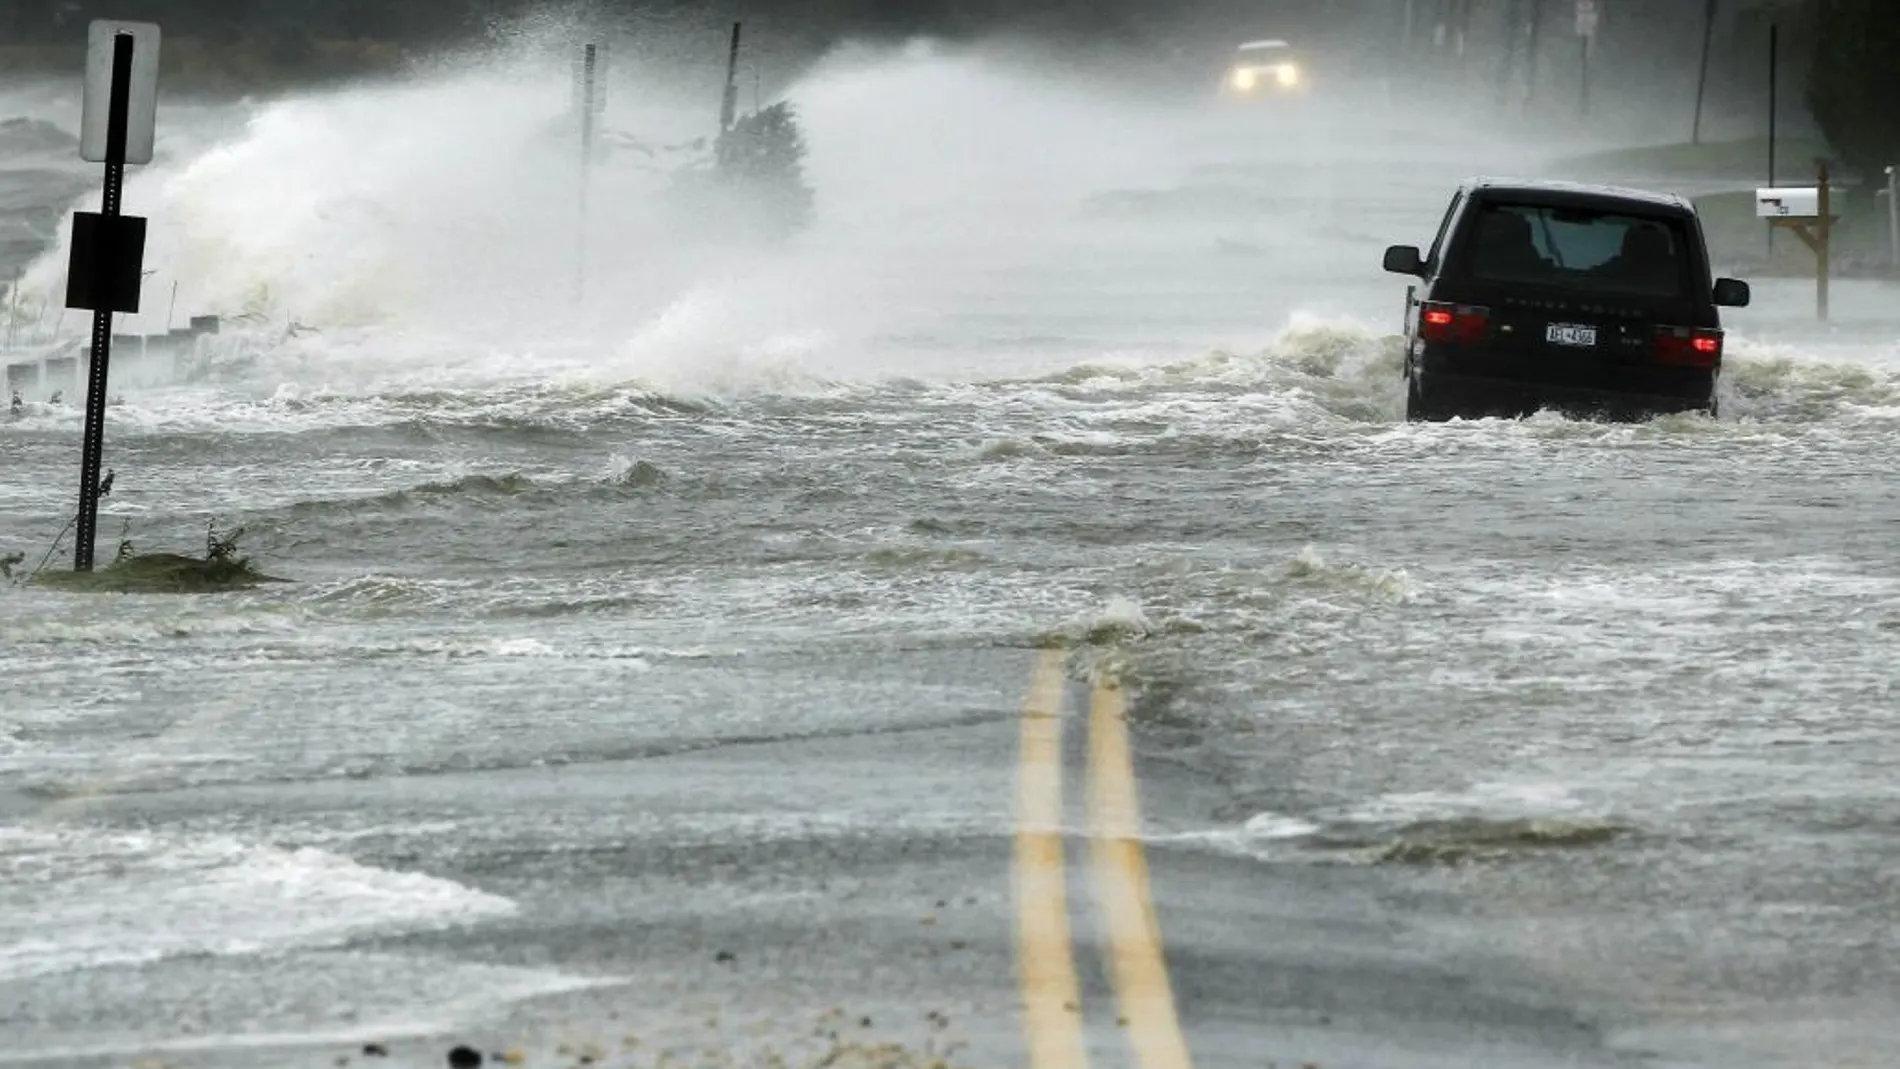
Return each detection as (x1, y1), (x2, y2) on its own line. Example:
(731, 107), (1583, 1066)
(3, 34), (1900, 1069)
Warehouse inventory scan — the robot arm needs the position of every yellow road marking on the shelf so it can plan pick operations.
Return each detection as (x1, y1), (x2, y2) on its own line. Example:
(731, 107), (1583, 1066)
(1013, 648), (1089, 1069)
(1087, 679), (1194, 1069)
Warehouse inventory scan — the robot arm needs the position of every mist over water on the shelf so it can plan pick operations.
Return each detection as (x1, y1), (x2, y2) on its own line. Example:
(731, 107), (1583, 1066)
(3, 26), (1566, 402)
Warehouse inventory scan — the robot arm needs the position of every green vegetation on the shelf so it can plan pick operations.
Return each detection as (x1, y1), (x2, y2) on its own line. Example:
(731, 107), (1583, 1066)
(20, 519), (285, 594)
(32, 551), (284, 593)
(712, 101), (815, 238)
(666, 98), (817, 243)
(1550, 136), (1834, 183)
(1807, 0), (1900, 186)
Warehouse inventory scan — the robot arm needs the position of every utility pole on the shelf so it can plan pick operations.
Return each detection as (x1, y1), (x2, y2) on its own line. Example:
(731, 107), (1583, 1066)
(1692, 0), (1718, 143)
(1525, 0), (1545, 109)
(1496, 0), (1523, 110)
(719, 22), (743, 132)
(1574, 0), (1597, 121)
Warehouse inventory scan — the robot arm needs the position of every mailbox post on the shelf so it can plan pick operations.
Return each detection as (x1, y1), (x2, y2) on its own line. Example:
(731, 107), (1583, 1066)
(1756, 160), (1837, 321)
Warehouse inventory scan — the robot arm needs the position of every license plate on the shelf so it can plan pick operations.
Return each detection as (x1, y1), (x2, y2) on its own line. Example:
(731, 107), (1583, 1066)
(1545, 323), (1598, 347)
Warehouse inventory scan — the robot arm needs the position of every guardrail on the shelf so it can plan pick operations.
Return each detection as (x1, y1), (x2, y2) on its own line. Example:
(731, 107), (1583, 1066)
(6, 314), (218, 404)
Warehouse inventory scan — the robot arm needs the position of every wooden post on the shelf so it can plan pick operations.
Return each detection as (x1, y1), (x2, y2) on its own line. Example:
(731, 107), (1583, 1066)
(1817, 160), (1830, 321)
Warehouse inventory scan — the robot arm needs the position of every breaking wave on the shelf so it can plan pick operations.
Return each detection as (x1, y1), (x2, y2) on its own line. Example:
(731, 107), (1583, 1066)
(9, 315), (1891, 447)
(0, 826), (519, 982)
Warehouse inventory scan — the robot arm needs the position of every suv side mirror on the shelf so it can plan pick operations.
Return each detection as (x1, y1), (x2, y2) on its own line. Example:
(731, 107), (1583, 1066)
(1712, 277), (1751, 308)
(1383, 244), (1425, 276)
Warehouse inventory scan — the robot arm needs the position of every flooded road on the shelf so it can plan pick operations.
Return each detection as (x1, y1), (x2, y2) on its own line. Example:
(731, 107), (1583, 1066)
(3, 42), (1899, 1069)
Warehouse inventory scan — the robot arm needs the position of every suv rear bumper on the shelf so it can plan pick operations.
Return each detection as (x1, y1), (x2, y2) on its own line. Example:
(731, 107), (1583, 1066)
(1412, 368), (1716, 420)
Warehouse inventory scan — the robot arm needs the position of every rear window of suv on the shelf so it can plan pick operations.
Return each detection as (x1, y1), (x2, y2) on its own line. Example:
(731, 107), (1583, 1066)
(1461, 201), (1692, 298)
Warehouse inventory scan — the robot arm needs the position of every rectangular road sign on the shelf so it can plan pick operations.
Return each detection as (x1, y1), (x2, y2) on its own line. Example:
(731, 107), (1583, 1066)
(80, 20), (161, 164)
(65, 212), (147, 312)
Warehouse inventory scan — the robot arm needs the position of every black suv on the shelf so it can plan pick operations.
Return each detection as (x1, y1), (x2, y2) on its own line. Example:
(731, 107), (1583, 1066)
(1383, 179), (1751, 421)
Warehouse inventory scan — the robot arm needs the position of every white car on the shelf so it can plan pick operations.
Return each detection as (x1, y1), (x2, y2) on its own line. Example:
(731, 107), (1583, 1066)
(1223, 39), (1307, 98)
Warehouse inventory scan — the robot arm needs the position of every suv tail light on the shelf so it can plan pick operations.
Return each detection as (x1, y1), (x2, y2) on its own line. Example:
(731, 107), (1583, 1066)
(1653, 326), (1723, 368)
(1418, 301), (1491, 344)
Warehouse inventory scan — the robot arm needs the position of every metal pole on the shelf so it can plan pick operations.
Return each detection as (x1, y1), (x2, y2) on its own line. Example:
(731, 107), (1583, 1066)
(75, 31), (133, 572)
(166, 278), (176, 332)
(1692, 0), (1717, 143)
(720, 22), (743, 132)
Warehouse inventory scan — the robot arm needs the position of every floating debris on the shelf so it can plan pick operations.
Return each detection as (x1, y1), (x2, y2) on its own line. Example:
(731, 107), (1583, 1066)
(26, 518), (286, 593)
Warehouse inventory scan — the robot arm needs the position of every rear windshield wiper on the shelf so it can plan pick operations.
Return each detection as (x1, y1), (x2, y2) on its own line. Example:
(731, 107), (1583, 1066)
(1534, 211), (1567, 268)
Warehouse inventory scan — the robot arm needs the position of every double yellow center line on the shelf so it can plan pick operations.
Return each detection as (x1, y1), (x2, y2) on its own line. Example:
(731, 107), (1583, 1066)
(1013, 648), (1193, 1069)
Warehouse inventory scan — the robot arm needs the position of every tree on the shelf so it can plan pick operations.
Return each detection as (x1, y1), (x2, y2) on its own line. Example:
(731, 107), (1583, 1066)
(712, 101), (814, 238)
(1806, 0), (1900, 180)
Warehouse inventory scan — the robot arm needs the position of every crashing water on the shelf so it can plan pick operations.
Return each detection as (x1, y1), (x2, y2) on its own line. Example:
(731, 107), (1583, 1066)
(4, 28), (1900, 1069)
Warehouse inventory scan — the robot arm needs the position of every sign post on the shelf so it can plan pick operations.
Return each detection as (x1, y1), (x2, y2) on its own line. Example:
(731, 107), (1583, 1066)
(1757, 161), (1837, 321)
(66, 20), (159, 572)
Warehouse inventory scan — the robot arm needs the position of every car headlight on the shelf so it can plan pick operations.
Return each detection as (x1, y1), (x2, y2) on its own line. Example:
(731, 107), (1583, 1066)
(1275, 63), (1300, 87)
(1232, 68), (1256, 91)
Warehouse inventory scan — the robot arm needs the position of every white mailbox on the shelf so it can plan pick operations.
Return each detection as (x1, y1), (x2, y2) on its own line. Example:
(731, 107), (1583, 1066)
(1756, 187), (1820, 218)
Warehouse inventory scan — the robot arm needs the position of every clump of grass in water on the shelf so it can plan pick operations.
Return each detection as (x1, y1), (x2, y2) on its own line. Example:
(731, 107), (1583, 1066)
(30, 518), (287, 594)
